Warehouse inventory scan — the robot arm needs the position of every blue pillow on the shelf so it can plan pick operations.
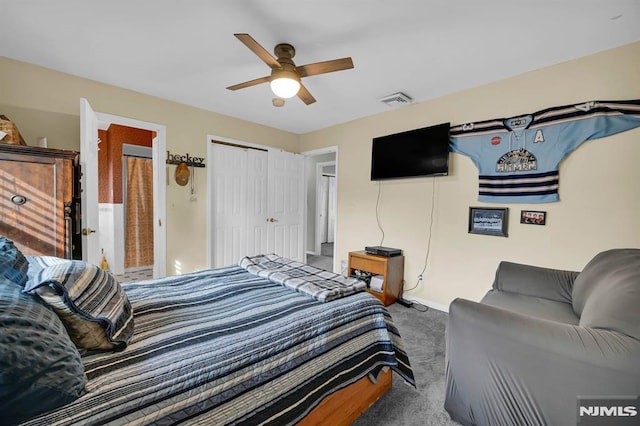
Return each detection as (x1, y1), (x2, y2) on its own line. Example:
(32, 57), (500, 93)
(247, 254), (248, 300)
(0, 277), (87, 424)
(0, 237), (28, 286)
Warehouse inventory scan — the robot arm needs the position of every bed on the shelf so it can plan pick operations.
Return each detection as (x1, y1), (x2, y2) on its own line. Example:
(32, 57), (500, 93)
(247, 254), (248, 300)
(0, 243), (414, 426)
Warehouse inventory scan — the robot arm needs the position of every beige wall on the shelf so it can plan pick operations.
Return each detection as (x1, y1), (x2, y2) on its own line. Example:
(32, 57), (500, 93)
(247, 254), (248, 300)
(0, 56), (298, 275)
(300, 42), (640, 309)
(0, 103), (79, 151)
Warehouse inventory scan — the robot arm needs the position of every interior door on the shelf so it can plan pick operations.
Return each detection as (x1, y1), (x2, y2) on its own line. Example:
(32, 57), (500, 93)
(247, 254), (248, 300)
(267, 149), (304, 262)
(327, 175), (336, 243)
(79, 98), (100, 266)
(317, 175), (329, 244)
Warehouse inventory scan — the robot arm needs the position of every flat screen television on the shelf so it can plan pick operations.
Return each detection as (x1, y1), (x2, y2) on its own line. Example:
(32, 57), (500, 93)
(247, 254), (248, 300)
(370, 122), (450, 181)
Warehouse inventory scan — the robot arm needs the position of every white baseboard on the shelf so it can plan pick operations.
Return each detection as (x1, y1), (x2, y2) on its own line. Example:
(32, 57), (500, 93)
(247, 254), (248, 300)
(402, 294), (450, 313)
(125, 265), (154, 273)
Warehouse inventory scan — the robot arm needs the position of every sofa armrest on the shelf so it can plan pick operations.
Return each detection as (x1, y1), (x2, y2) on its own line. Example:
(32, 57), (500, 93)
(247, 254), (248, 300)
(445, 298), (640, 426)
(491, 261), (578, 303)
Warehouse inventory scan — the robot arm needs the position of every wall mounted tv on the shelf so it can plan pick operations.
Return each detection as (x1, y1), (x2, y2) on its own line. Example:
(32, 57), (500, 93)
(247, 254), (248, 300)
(371, 122), (451, 181)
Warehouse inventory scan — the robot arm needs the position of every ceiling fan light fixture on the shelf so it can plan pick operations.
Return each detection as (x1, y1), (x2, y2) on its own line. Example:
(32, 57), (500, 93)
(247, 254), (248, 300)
(270, 70), (301, 99)
(229, 34), (351, 105)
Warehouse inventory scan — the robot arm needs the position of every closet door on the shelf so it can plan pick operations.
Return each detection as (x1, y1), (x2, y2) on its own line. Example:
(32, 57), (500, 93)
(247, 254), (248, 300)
(212, 143), (249, 267)
(210, 143), (303, 267)
(245, 149), (268, 257)
(267, 149), (304, 262)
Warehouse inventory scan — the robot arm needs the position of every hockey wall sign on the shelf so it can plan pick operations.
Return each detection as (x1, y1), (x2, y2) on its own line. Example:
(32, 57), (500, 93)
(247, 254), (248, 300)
(166, 151), (205, 168)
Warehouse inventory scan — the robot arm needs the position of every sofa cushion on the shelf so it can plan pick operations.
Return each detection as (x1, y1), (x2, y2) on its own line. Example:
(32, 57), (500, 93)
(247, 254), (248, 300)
(0, 237), (29, 286)
(572, 248), (640, 340)
(0, 277), (87, 424)
(481, 290), (579, 325)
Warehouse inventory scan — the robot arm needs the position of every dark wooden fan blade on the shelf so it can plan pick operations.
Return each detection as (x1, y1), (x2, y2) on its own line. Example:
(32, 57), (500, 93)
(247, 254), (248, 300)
(226, 76), (270, 91)
(297, 83), (316, 105)
(234, 33), (281, 69)
(297, 57), (353, 78)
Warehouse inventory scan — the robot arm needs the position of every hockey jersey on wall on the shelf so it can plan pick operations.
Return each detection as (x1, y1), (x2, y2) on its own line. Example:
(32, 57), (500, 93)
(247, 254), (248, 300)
(449, 99), (640, 203)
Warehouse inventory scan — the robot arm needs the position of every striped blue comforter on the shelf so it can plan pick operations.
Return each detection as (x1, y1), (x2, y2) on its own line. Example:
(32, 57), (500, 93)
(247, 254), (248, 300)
(22, 265), (414, 425)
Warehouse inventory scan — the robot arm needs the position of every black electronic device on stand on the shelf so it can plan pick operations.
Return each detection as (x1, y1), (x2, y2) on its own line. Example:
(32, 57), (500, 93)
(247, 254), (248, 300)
(364, 246), (402, 257)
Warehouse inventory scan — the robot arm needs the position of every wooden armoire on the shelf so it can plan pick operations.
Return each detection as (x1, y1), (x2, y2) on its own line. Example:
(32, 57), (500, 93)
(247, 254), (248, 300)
(0, 144), (82, 259)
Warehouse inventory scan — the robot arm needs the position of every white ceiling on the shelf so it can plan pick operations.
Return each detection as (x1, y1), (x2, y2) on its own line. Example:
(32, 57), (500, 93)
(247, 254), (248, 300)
(2, 1), (639, 134)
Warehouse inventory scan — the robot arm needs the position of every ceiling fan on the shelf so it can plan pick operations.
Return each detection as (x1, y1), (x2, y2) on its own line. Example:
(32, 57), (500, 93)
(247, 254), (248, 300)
(226, 33), (354, 105)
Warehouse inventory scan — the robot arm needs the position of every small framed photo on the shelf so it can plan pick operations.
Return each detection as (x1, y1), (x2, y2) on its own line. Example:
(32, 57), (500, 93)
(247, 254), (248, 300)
(520, 210), (546, 226)
(468, 207), (509, 237)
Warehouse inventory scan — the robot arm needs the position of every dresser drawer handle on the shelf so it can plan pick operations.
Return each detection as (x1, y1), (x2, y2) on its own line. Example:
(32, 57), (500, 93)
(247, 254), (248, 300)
(11, 194), (27, 206)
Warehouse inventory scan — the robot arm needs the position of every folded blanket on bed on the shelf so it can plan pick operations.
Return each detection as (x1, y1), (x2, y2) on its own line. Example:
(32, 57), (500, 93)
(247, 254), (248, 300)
(239, 254), (367, 302)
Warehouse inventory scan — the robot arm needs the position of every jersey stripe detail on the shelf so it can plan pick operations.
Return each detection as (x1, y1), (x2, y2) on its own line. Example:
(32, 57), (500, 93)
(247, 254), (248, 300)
(479, 189), (558, 197)
(478, 171), (559, 197)
(450, 99), (640, 137)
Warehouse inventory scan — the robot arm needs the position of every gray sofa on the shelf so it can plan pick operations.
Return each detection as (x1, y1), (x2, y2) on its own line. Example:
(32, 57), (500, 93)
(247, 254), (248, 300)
(444, 248), (640, 426)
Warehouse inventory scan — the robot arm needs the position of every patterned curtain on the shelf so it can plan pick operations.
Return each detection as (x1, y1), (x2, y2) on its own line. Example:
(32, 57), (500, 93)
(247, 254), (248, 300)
(125, 157), (154, 268)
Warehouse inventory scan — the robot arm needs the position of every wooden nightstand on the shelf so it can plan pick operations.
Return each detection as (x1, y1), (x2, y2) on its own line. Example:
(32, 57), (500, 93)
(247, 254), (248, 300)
(348, 251), (404, 306)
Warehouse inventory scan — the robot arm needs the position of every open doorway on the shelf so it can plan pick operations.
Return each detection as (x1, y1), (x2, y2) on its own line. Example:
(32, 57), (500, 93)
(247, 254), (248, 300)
(303, 147), (337, 272)
(80, 98), (166, 280)
(97, 125), (158, 282)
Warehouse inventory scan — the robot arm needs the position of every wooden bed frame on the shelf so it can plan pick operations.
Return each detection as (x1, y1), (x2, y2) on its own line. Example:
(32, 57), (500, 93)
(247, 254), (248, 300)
(299, 368), (392, 425)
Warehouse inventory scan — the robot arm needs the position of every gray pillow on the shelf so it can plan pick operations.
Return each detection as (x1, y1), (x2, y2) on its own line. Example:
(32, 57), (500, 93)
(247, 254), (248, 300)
(24, 260), (134, 352)
(0, 277), (87, 424)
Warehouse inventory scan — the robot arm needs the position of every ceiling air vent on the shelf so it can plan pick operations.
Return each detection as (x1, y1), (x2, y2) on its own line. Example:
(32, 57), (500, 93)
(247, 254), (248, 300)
(379, 92), (413, 108)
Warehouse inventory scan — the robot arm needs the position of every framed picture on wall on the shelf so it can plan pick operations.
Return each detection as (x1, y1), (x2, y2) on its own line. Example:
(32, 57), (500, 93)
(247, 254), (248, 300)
(520, 210), (546, 225)
(468, 207), (509, 237)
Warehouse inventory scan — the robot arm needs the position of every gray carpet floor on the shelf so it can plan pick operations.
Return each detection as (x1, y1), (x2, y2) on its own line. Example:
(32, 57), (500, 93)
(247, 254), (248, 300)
(306, 254), (333, 271)
(320, 242), (334, 257)
(306, 242), (334, 271)
(353, 303), (459, 426)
